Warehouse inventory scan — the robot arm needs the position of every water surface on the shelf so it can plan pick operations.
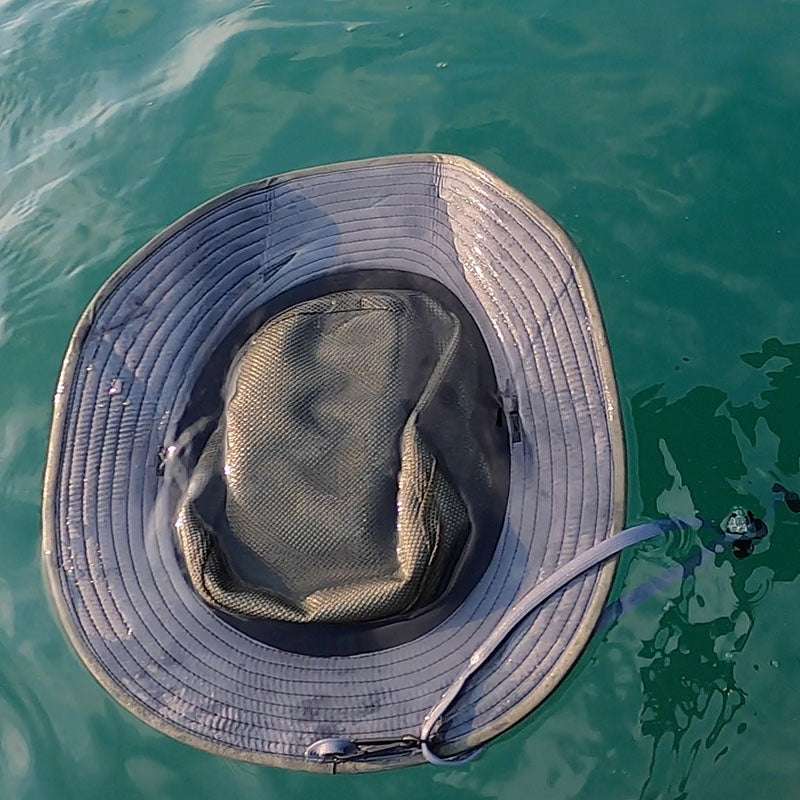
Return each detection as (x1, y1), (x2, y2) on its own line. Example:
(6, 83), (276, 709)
(1, 1), (799, 797)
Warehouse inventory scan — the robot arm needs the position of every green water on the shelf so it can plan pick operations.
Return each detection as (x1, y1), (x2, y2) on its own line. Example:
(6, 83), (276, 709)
(2, 1), (799, 797)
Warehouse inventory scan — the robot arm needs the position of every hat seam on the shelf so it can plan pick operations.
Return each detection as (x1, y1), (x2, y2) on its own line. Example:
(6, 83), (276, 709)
(441, 171), (604, 394)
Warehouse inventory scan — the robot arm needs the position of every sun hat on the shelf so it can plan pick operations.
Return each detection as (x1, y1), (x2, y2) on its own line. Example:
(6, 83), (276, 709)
(43, 154), (628, 772)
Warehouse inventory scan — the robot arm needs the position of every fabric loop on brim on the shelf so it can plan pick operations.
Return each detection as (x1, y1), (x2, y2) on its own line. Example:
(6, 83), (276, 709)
(42, 154), (625, 773)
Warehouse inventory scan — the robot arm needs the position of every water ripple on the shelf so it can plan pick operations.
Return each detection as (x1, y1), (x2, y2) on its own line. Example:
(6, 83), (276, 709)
(1, 2), (799, 798)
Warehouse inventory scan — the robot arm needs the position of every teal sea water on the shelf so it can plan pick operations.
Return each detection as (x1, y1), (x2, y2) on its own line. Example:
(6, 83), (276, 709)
(2, 1), (800, 797)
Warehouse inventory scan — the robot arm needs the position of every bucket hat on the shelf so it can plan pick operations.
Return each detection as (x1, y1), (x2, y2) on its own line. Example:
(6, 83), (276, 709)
(43, 154), (626, 772)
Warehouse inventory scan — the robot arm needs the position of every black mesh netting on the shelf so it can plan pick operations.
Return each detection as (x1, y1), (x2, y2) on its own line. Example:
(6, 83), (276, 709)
(175, 289), (493, 624)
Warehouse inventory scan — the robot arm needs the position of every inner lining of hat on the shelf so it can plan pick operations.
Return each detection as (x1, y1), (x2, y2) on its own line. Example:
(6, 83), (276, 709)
(168, 271), (510, 656)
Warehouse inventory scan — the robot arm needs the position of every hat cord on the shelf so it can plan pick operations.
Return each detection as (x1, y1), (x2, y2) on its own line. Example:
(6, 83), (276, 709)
(420, 488), (796, 766)
(305, 518), (699, 769)
(418, 516), (701, 765)
(308, 490), (793, 768)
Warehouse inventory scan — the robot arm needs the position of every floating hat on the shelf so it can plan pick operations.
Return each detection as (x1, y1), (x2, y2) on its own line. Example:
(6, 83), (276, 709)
(43, 154), (626, 772)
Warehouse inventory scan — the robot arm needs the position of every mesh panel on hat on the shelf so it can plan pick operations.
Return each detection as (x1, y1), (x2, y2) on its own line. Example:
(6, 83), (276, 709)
(175, 289), (487, 624)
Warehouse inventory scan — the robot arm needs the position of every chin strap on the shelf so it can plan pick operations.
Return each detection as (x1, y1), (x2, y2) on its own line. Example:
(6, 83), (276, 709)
(417, 516), (700, 764)
(307, 500), (786, 769)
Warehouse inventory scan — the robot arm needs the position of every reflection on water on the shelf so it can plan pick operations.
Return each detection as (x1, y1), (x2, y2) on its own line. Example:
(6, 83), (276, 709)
(629, 338), (800, 800)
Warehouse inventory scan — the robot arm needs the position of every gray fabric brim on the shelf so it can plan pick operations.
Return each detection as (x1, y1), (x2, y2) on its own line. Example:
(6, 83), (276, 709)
(42, 154), (626, 773)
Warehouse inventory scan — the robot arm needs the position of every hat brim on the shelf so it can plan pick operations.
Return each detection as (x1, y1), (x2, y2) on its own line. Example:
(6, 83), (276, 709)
(43, 154), (625, 773)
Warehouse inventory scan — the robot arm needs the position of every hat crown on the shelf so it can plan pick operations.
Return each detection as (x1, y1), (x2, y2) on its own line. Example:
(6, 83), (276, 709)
(176, 288), (496, 624)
